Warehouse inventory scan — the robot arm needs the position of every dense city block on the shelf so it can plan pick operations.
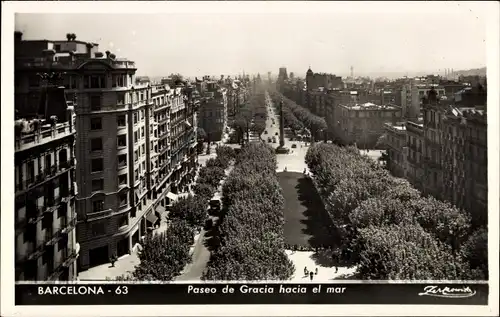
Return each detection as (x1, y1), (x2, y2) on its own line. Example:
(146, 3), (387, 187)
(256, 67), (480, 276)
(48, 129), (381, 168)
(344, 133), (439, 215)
(14, 27), (488, 283)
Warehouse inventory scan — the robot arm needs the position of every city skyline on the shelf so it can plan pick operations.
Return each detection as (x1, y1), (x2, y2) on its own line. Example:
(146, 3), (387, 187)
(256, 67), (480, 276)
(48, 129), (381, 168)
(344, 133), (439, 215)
(14, 2), (490, 78)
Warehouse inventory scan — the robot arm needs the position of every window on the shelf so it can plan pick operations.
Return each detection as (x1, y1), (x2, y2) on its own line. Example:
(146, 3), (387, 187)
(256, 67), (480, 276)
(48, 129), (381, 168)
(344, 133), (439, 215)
(118, 174), (127, 186)
(92, 200), (104, 213)
(117, 115), (126, 127)
(119, 192), (128, 207)
(90, 95), (102, 111)
(141, 110), (145, 120)
(142, 144), (145, 154)
(57, 238), (67, 251)
(91, 179), (104, 192)
(90, 138), (103, 152)
(113, 75), (125, 88)
(133, 112), (138, 124)
(141, 127), (145, 138)
(118, 154), (127, 168)
(118, 214), (128, 227)
(87, 75), (106, 89)
(91, 221), (106, 237)
(134, 150), (139, 162)
(134, 131), (138, 143)
(90, 117), (102, 130)
(117, 135), (127, 148)
(117, 92), (125, 104)
(135, 169), (139, 181)
(91, 158), (103, 172)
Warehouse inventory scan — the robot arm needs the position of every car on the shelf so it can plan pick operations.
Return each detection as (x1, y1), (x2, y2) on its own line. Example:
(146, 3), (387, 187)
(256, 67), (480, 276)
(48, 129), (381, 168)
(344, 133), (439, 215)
(275, 132), (278, 136)
(204, 218), (213, 230)
(268, 137), (272, 143)
(209, 197), (221, 211)
(264, 130), (268, 134)
(291, 144), (297, 148)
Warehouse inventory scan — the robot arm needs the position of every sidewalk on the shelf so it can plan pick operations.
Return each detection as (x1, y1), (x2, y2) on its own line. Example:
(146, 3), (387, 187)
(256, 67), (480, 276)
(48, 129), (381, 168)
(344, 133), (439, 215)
(77, 249), (140, 281)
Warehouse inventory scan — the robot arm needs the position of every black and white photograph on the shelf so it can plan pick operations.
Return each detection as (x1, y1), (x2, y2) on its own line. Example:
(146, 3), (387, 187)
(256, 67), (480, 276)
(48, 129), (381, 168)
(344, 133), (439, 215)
(1, 1), (498, 316)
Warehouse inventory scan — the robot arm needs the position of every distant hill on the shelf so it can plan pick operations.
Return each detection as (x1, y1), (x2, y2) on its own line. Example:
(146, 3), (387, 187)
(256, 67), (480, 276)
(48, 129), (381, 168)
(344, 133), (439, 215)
(452, 67), (486, 77)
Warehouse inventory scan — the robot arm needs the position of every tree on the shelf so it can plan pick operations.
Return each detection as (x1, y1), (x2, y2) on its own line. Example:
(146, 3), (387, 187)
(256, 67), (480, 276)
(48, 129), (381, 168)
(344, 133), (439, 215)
(203, 142), (293, 281)
(198, 166), (226, 188)
(193, 183), (216, 200)
(461, 227), (488, 279)
(168, 195), (207, 228)
(412, 196), (471, 253)
(358, 225), (473, 280)
(133, 231), (191, 281)
(215, 145), (236, 166)
(197, 127), (207, 141)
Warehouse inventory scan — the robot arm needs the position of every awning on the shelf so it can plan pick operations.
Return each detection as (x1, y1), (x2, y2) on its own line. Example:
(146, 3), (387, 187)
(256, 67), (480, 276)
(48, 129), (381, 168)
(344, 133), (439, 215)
(156, 205), (166, 214)
(185, 120), (192, 128)
(166, 192), (178, 201)
(146, 212), (158, 224)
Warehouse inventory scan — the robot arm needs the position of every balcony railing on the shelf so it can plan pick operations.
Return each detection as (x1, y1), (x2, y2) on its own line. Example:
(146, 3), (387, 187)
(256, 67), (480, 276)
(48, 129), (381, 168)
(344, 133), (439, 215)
(16, 161), (74, 192)
(15, 123), (74, 151)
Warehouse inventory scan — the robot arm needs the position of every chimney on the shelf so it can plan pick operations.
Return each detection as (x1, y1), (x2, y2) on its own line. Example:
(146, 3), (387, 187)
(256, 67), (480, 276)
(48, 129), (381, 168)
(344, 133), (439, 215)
(105, 50), (111, 59)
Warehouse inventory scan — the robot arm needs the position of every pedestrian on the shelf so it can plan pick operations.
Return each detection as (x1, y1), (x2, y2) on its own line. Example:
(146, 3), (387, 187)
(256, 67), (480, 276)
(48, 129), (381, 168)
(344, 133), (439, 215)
(110, 253), (117, 267)
(315, 268), (318, 275)
(304, 267), (308, 276)
(303, 168), (306, 174)
(309, 271), (314, 281)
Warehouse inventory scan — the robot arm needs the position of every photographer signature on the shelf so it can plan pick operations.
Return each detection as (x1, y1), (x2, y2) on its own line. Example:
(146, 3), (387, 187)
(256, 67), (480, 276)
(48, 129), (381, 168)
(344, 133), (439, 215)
(418, 285), (476, 298)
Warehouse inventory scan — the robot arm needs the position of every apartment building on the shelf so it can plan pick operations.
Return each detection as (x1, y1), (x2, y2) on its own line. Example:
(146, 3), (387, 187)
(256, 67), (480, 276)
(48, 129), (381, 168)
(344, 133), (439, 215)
(421, 90), (445, 200)
(404, 119), (425, 191)
(226, 79), (247, 124)
(401, 83), (445, 120)
(383, 122), (408, 178)
(198, 81), (228, 142)
(442, 107), (487, 226)
(15, 32), (200, 273)
(384, 86), (487, 225)
(14, 94), (78, 281)
(334, 102), (402, 148)
(306, 67), (343, 90)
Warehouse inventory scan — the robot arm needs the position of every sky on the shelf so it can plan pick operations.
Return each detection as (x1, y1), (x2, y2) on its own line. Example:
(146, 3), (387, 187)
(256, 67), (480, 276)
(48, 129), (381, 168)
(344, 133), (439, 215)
(14, 2), (491, 79)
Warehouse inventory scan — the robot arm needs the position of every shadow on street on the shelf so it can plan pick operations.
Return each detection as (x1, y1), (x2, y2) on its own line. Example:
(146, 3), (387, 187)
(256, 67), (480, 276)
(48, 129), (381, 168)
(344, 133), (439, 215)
(295, 176), (338, 248)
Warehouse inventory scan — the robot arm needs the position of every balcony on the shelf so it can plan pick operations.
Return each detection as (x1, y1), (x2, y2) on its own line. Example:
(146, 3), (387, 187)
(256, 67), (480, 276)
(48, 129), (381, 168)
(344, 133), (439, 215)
(16, 162), (74, 194)
(27, 205), (45, 224)
(15, 122), (74, 152)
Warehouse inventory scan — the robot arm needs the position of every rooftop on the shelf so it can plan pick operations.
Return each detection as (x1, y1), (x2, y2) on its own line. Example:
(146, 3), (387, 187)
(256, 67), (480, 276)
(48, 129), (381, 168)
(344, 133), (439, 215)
(344, 102), (399, 111)
(385, 122), (406, 131)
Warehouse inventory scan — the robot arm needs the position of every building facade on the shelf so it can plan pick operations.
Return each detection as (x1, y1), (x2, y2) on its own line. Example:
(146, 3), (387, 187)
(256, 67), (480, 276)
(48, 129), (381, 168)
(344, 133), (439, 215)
(306, 67), (343, 91)
(404, 119), (425, 191)
(383, 87), (487, 226)
(198, 82), (228, 142)
(334, 103), (402, 148)
(15, 32), (202, 273)
(401, 83), (445, 120)
(14, 103), (78, 281)
(441, 107), (487, 226)
(383, 122), (407, 178)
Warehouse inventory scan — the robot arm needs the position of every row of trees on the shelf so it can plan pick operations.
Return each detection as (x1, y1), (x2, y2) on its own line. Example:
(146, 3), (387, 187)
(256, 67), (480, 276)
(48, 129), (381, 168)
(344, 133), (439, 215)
(305, 143), (488, 280)
(269, 91), (327, 141)
(129, 146), (236, 281)
(203, 143), (295, 280)
(232, 85), (268, 144)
